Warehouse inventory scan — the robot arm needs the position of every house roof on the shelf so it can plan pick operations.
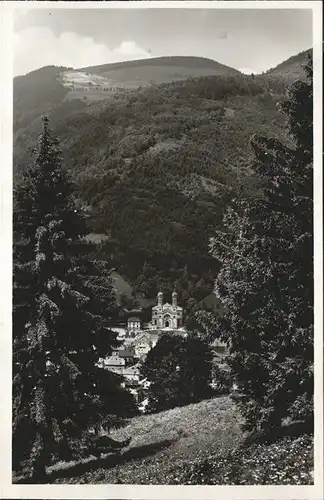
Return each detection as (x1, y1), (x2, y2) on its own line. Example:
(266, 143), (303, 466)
(104, 325), (127, 332)
(119, 348), (135, 358)
(104, 356), (125, 366)
(110, 327), (126, 335)
(133, 331), (155, 343)
(124, 365), (140, 376)
(144, 330), (160, 338)
(125, 308), (143, 314)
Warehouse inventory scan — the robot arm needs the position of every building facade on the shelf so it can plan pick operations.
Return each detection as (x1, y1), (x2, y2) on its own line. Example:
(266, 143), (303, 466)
(102, 291), (185, 386)
(151, 290), (183, 329)
(127, 316), (141, 337)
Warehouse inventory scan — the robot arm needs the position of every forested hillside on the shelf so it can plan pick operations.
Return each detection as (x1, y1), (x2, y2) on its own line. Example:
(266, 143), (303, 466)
(13, 50), (310, 314)
(12, 47), (314, 485)
(266, 48), (312, 82)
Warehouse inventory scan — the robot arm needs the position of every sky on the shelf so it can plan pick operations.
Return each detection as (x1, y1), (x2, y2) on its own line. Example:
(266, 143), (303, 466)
(13, 7), (313, 76)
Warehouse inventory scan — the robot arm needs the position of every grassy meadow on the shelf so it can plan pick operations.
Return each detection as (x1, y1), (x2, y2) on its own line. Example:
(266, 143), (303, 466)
(32, 396), (314, 485)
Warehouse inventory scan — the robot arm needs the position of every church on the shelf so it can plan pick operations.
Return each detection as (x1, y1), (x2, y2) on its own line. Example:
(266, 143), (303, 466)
(150, 290), (183, 329)
(125, 290), (184, 337)
(101, 290), (185, 383)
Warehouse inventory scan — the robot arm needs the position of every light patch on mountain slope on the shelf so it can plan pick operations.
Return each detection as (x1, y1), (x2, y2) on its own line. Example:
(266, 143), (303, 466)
(61, 71), (114, 88)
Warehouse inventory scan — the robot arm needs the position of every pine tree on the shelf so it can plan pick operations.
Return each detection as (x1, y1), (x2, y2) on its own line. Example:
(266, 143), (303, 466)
(208, 56), (313, 432)
(14, 116), (84, 244)
(13, 118), (136, 481)
(141, 333), (213, 413)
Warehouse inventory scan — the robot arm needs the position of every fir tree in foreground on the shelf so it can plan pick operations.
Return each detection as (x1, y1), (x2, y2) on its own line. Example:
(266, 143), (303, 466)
(205, 56), (313, 432)
(141, 333), (213, 413)
(13, 118), (136, 481)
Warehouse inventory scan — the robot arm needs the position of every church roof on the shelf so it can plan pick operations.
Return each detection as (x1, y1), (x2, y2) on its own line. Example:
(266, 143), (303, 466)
(152, 302), (182, 310)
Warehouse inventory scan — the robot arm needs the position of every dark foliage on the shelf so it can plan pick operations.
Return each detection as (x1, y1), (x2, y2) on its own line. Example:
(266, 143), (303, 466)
(14, 66), (70, 130)
(207, 56), (313, 431)
(140, 333), (213, 413)
(211, 365), (233, 395)
(13, 118), (136, 481)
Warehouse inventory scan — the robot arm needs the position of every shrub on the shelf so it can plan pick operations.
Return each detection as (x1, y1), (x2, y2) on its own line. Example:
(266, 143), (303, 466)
(178, 434), (313, 485)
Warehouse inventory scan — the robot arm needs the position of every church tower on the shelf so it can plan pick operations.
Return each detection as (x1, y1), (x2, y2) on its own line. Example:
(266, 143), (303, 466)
(172, 289), (177, 308)
(157, 290), (163, 307)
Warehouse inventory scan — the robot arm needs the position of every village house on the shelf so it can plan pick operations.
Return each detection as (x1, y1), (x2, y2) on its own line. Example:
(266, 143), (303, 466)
(99, 354), (125, 375)
(102, 290), (186, 384)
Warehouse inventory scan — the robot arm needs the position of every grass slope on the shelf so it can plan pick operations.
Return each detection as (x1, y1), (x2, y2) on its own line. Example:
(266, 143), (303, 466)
(53, 396), (245, 484)
(48, 396), (313, 485)
(77, 64), (236, 89)
(79, 55), (240, 75)
(61, 57), (241, 102)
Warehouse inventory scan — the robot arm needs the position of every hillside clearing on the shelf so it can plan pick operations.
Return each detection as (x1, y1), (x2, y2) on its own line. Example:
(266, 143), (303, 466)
(52, 396), (245, 484)
(48, 396), (313, 485)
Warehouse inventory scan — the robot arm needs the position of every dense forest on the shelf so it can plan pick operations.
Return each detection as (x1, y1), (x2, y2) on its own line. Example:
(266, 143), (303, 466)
(13, 50), (311, 317)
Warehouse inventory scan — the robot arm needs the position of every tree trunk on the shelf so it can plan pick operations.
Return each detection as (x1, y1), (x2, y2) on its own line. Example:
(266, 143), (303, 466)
(30, 431), (47, 483)
(30, 384), (48, 483)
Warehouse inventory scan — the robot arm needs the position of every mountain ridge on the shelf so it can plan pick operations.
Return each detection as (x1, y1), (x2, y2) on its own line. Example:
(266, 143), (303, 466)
(77, 55), (242, 74)
(14, 48), (311, 82)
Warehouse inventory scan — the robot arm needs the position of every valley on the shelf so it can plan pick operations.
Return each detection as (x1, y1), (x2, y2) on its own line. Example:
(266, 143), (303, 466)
(10, 0), (316, 485)
(11, 40), (314, 486)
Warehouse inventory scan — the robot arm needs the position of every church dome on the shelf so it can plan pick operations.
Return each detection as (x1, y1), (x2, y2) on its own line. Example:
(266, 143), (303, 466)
(158, 291), (163, 297)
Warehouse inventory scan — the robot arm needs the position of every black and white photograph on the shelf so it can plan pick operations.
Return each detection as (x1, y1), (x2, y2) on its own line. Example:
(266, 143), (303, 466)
(0, 1), (323, 497)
